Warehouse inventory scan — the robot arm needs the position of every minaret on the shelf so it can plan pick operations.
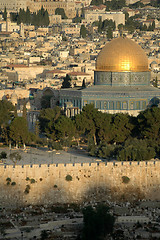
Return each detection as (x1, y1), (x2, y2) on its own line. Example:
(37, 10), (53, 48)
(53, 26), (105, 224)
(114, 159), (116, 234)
(6, 12), (11, 32)
(20, 23), (24, 38)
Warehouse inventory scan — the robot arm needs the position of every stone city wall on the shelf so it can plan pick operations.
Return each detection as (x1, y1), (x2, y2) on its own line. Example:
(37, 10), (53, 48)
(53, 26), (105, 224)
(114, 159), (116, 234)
(0, 161), (160, 208)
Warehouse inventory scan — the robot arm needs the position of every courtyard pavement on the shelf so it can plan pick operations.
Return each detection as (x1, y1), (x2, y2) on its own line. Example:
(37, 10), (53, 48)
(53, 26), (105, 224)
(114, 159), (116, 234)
(0, 147), (99, 165)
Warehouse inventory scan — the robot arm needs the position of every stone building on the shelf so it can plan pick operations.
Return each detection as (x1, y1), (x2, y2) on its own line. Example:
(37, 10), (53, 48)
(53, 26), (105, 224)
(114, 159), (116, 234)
(83, 11), (125, 28)
(48, 36), (160, 117)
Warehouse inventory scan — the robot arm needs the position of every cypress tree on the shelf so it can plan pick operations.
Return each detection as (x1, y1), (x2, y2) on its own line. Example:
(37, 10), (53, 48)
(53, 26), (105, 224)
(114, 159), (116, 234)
(82, 79), (86, 88)
(22, 103), (27, 119)
(44, 10), (49, 26)
(61, 74), (71, 88)
(3, 7), (7, 21)
(26, 7), (31, 25)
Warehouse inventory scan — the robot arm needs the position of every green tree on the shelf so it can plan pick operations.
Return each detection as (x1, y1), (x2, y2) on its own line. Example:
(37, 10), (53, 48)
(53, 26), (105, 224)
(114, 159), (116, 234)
(118, 23), (124, 32)
(138, 106), (160, 143)
(41, 95), (52, 109)
(129, 0), (144, 8)
(0, 100), (15, 128)
(17, 8), (26, 24)
(55, 8), (68, 19)
(90, 0), (103, 5)
(111, 113), (135, 144)
(3, 7), (7, 21)
(1, 127), (10, 145)
(82, 205), (115, 240)
(141, 24), (147, 31)
(117, 138), (156, 161)
(10, 12), (18, 22)
(107, 27), (113, 39)
(9, 117), (29, 147)
(95, 111), (113, 144)
(54, 115), (75, 146)
(98, 18), (102, 32)
(97, 143), (117, 159)
(81, 8), (85, 18)
(124, 11), (129, 21)
(82, 79), (86, 88)
(73, 16), (82, 23)
(26, 7), (31, 24)
(22, 103), (27, 119)
(0, 151), (7, 159)
(75, 104), (99, 145)
(105, 0), (126, 10)
(61, 74), (71, 88)
(44, 10), (49, 26)
(38, 107), (61, 137)
(9, 152), (21, 165)
(80, 24), (87, 38)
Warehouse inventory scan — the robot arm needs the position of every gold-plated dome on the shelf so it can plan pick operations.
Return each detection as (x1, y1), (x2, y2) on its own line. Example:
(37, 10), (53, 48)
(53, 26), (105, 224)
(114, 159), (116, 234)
(96, 37), (149, 72)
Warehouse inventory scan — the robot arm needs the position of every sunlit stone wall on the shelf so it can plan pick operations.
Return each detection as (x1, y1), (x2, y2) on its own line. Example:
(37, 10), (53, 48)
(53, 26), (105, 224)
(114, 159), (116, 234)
(0, 161), (159, 208)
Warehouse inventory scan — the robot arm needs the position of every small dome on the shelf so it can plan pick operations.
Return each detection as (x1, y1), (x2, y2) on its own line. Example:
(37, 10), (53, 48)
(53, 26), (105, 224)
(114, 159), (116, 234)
(96, 37), (149, 72)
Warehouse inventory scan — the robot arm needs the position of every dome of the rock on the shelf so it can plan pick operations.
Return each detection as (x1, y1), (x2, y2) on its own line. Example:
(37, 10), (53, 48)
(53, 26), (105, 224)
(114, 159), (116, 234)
(96, 37), (149, 72)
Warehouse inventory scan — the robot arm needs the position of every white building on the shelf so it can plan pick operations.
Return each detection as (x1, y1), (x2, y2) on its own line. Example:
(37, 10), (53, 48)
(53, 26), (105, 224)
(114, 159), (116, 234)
(83, 11), (125, 28)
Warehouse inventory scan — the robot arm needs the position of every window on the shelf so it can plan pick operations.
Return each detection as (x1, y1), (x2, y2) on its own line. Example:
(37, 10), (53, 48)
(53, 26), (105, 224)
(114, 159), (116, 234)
(96, 101), (101, 109)
(103, 101), (108, 109)
(142, 101), (146, 109)
(116, 101), (121, 110)
(122, 101), (127, 110)
(136, 101), (140, 109)
(89, 101), (95, 106)
(109, 101), (114, 110)
(84, 100), (88, 106)
(130, 101), (134, 110)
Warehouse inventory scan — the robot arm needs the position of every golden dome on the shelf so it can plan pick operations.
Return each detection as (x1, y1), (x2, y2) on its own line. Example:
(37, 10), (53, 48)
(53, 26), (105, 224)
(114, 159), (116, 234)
(96, 37), (149, 72)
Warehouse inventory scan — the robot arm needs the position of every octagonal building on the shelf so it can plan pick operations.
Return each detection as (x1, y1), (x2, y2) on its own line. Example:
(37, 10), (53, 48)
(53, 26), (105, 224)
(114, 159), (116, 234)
(58, 36), (160, 116)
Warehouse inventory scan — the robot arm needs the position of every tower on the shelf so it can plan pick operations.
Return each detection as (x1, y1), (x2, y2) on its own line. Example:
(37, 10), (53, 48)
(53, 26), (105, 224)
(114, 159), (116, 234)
(20, 23), (24, 38)
(6, 12), (11, 32)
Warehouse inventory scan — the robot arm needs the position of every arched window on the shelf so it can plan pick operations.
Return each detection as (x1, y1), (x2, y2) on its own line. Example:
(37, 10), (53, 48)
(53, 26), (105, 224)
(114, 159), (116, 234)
(122, 101), (127, 110)
(109, 101), (114, 110)
(116, 101), (121, 110)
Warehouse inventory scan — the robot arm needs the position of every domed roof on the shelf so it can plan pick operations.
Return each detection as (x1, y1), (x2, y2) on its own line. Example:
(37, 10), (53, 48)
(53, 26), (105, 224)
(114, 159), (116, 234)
(96, 37), (149, 72)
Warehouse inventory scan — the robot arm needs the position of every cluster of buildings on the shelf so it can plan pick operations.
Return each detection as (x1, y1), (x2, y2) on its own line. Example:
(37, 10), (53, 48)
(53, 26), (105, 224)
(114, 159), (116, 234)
(0, 1), (158, 122)
(1, 200), (160, 239)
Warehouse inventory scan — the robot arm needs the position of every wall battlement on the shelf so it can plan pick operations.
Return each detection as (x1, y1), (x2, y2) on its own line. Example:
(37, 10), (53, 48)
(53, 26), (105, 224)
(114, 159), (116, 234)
(0, 160), (160, 208)
(1, 160), (158, 169)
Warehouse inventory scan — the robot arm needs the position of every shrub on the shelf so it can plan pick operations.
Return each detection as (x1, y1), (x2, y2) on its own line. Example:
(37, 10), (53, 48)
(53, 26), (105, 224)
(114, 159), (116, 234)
(26, 185), (30, 190)
(65, 175), (72, 181)
(9, 152), (21, 164)
(11, 182), (16, 186)
(6, 178), (11, 182)
(54, 185), (58, 188)
(52, 142), (63, 150)
(30, 179), (35, 184)
(24, 185), (30, 194)
(24, 188), (29, 194)
(122, 176), (130, 184)
(39, 178), (43, 181)
(26, 177), (30, 181)
(0, 151), (7, 159)
(7, 181), (10, 185)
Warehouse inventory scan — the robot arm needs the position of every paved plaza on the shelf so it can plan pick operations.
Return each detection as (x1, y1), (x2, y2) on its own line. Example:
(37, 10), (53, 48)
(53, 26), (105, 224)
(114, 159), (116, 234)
(0, 147), (99, 165)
